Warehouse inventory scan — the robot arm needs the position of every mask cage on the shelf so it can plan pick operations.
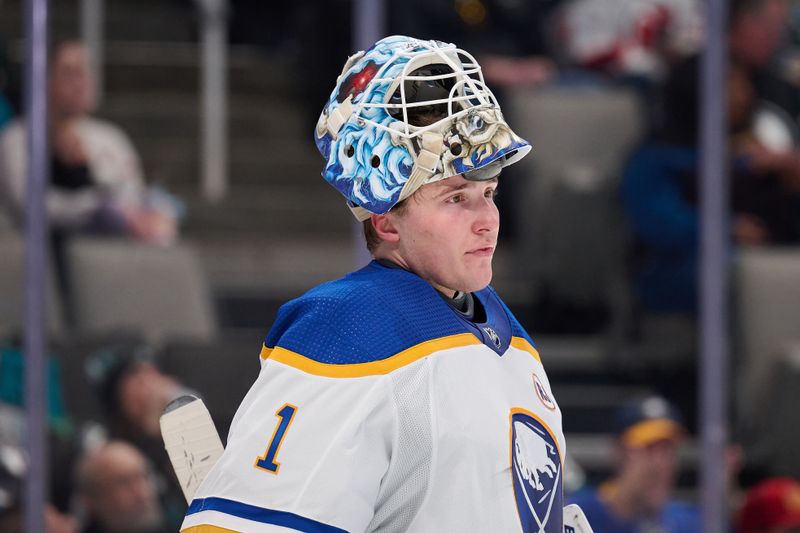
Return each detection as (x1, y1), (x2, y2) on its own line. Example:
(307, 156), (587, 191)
(354, 40), (500, 139)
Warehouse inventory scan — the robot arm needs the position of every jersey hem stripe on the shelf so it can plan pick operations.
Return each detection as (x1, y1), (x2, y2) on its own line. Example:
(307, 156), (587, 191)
(185, 497), (348, 533)
(259, 333), (481, 377)
(510, 336), (541, 362)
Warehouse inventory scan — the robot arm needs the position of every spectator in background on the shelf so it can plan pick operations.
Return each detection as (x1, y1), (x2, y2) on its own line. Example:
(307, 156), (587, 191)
(552, 0), (703, 133)
(621, 55), (800, 313)
(555, 0), (703, 82)
(88, 345), (196, 530)
(0, 33), (14, 131)
(737, 477), (800, 533)
(0, 342), (83, 513)
(90, 345), (194, 441)
(0, 504), (79, 533)
(0, 40), (181, 321)
(388, 0), (557, 88)
(75, 441), (170, 533)
(736, 477), (800, 533)
(0, 40), (178, 243)
(100, 357), (190, 440)
(0, 404), (79, 533)
(569, 396), (700, 532)
(730, 0), (800, 125)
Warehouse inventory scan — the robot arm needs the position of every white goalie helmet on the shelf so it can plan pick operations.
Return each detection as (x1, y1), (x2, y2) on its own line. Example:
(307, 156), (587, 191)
(314, 35), (532, 220)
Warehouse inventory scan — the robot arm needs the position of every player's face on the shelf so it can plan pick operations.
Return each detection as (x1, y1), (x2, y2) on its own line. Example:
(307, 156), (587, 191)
(391, 174), (499, 296)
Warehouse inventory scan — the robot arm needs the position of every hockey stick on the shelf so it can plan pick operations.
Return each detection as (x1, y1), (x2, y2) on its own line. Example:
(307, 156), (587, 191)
(160, 394), (225, 503)
(563, 503), (595, 533)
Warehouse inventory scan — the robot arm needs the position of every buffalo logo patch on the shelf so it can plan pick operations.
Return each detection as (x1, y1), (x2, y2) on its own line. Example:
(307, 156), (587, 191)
(510, 409), (563, 532)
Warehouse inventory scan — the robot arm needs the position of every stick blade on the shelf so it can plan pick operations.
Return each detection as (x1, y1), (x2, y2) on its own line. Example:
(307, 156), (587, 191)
(564, 503), (595, 533)
(160, 394), (224, 503)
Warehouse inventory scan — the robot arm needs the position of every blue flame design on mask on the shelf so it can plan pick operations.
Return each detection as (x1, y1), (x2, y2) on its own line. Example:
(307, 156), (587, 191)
(316, 36), (417, 214)
(330, 98), (414, 210)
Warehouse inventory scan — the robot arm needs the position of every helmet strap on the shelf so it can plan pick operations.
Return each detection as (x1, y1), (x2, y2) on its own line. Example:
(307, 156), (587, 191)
(398, 130), (444, 202)
(348, 204), (373, 221)
(327, 95), (354, 140)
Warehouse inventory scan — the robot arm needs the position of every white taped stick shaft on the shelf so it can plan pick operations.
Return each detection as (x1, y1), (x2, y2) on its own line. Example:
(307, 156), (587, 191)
(160, 395), (224, 503)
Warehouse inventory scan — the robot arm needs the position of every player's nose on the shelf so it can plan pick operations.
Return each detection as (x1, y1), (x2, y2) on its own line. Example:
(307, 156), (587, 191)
(472, 197), (499, 235)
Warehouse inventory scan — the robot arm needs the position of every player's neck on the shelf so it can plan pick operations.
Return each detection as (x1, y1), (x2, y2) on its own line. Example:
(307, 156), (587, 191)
(372, 251), (458, 298)
(373, 249), (411, 274)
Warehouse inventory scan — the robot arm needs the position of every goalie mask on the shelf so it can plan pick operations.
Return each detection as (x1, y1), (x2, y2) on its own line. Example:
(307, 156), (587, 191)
(315, 35), (532, 220)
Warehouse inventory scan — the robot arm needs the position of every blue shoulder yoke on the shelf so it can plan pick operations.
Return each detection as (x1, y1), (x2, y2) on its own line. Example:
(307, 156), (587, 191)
(263, 261), (531, 365)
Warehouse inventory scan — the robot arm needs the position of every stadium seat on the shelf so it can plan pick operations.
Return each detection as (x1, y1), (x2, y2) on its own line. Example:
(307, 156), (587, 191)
(0, 208), (15, 236)
(735, 248), (800, 425)
(66, 238), (219, 343)
(755, 344), (800, 478)
(505, 84), (645, 347)
(0, 234), (65, 341)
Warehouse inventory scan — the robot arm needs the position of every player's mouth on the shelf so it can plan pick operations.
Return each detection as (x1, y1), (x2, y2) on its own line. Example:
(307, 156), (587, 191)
(467, 246), (495, 257)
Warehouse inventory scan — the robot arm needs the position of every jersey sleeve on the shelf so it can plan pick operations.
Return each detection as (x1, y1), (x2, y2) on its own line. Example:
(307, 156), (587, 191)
(181, 356), (396, 533)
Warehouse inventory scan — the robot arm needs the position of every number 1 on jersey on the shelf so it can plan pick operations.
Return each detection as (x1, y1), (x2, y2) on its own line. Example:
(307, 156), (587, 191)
(255, 403), (297, 474)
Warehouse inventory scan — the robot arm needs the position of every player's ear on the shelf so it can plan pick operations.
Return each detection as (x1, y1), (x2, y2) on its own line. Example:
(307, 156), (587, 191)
(371, 213), (400, 244)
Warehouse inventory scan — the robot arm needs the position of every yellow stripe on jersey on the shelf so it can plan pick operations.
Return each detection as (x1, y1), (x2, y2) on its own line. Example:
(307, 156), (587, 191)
(259, 334), (541, 377)
(260, 333), (481, 377)
(182, 525), (240, 532)
(510, 336), (541, 363)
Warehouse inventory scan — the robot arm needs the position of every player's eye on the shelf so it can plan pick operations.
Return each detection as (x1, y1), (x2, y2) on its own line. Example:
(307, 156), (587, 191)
(485, 188), (498, 199)
(447, 193), (465, 204)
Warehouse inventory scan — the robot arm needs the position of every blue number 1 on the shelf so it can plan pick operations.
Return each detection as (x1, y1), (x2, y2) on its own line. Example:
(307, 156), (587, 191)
(255, 403), (297, 474)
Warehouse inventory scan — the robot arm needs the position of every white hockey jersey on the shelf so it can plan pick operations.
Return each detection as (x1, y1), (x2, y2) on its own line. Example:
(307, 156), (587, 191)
(181, 261), (565, 532)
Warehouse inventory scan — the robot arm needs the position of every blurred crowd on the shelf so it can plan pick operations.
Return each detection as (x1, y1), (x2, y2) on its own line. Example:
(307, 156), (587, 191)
(1, 0), (800, 531)
(569, 395), (800, 533)
(0, 337), (193, 532)
(0, 26), (190, 533)
(0, 39), (182, 323)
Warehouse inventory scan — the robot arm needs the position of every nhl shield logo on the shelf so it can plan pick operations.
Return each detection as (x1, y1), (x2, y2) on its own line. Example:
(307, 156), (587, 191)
(533, 373), (557, 411)
(483, 327), (502, 350)
(510, 409), (563, 533)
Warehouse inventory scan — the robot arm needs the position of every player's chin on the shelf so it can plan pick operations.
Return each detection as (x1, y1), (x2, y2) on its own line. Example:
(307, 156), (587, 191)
(461, 263), (493, 293)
